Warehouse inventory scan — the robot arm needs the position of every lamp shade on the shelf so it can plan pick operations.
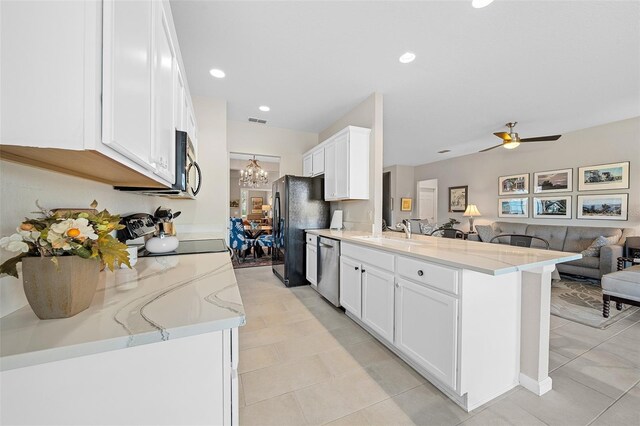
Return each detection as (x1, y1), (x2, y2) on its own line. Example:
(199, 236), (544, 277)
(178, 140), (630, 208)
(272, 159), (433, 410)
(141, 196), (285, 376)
(262, 205), (271, 212)
(463, 204), (481, 217)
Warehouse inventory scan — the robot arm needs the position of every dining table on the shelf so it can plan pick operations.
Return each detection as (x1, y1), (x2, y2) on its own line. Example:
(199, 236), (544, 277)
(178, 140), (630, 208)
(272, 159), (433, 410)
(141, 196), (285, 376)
(243, 225), (272, 240)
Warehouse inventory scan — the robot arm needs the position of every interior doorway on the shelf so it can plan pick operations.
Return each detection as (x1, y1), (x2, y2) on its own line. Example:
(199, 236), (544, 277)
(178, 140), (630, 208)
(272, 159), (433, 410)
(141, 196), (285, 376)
(229, 152), (280, 269)
(417, 179), (438, 224)
(382, 171), (391, 227)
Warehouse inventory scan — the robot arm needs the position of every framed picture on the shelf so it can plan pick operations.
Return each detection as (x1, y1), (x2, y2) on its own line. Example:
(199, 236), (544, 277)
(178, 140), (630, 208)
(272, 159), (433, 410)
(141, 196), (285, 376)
(251, 197), (263, 214)
(533, 196), (572, 219)
(498, 198), (529, 218)
(401, 198), (413, 212)
(448, 186), (468, 212)
(533, 168), (573, 193)
(578, 161), (630, 191)
(577, 194), (628, 220)
(498, 174), (529, 195)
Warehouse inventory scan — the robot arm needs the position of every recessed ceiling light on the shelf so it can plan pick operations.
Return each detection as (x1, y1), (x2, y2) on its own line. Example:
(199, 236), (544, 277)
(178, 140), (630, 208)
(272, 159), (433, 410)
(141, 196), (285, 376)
(472, 0), (494, 8)
(259, 105), (270, 112)
(399, 52), (416, 64)
(209, 68), (226, 78)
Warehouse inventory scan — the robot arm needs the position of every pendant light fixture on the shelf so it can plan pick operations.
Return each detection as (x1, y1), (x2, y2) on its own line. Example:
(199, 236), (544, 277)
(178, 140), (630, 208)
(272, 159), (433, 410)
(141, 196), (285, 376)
(239, 155), (269, 188)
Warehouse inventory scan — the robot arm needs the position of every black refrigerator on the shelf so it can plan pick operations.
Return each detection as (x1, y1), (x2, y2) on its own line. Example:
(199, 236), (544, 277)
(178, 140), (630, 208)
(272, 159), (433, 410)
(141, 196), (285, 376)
(272, 175), (330, 287)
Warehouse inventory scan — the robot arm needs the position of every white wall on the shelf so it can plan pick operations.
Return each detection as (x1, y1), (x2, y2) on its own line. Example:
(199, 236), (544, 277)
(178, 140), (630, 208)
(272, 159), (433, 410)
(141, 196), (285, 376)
(413, 117), (640, 232)
(227, 121), (318, 176)
(0, 96), (227, 317)
(319, 93), (384, 232)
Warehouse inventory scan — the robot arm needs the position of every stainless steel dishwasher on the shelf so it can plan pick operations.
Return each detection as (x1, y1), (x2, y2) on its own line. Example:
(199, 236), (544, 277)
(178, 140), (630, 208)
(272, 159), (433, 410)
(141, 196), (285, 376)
(317, 236), (340, 306)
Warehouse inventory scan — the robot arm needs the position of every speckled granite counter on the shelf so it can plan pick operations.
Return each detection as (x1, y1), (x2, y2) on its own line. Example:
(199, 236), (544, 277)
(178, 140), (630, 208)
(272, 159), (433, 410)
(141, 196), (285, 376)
(0, 252), (244, 371)
(306, 229), (581, 275)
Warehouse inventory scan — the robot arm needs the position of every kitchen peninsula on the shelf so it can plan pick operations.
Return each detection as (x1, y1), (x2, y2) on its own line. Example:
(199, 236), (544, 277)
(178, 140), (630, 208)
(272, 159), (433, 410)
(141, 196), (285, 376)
(0, 252), (244, 425)
(307, 230), (581, 411)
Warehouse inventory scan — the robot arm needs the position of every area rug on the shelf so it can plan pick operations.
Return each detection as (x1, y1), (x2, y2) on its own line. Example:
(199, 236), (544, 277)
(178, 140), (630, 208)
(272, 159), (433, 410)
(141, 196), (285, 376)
(232, 255), (272, 269)
(551, 275), (638, 329)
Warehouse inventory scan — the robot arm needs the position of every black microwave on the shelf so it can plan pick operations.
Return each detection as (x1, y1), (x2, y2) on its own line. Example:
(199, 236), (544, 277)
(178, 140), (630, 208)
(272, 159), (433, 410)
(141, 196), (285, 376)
(114, 130), (201, 199)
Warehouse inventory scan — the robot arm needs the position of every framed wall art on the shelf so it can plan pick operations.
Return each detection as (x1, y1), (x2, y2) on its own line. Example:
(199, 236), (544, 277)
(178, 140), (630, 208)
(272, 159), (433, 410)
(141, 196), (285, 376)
(533, 196), (572, 219)
(498, 174), (529, 195)
(577, 194), (628, 220)
(533, 168), (573, 193)
(498, 198), (529, 218)
(251, 197), (264, 214)
(401, 198), (413, 212)
(578, 161), (629, 191)
(448, 186), (468, 212)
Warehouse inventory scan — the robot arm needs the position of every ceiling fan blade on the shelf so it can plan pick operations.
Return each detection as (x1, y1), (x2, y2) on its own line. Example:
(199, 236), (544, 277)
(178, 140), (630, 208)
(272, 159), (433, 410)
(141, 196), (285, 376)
(493, 132), (511, 141)
(479, 144), (504, 152)
(520, 134), (562, 142)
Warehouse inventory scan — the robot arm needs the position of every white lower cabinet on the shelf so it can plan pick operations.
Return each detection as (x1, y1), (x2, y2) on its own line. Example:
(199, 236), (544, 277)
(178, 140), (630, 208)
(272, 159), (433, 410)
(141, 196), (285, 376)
(395, 277), (458, 390)
(306, 242), (317, 287)
(339, 256), (362, 317)
(361, 265), (395, 343)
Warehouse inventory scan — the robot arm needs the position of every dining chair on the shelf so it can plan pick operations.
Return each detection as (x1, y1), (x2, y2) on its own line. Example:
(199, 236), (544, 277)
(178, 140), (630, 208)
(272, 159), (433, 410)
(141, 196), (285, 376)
(229, 217), (255, 261)
(255, 234), (274, 257)
(429, 227), (465, 239)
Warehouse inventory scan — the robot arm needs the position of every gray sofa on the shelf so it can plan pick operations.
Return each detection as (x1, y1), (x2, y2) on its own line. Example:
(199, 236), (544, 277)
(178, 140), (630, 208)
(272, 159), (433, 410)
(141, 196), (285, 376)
(469, 221), (637, 279)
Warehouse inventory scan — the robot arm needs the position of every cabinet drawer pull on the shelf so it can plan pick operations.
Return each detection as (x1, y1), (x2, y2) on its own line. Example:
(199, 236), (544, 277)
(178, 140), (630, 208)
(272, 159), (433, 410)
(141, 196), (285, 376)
(354, 266), (359, 271)
(361, 269), (366, 273)
(417, 270), (424, 276)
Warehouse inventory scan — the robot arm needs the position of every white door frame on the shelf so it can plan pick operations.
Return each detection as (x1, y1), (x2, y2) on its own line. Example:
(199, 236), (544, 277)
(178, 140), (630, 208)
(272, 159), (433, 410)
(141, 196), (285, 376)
(416, 179), (438, 224)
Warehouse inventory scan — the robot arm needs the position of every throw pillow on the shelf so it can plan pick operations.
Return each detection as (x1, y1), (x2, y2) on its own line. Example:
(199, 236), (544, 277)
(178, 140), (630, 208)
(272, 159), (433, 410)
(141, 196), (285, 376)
(581, 235), (619, 257)
(419, 223), (437, 235)
(476, 225), (498, 243)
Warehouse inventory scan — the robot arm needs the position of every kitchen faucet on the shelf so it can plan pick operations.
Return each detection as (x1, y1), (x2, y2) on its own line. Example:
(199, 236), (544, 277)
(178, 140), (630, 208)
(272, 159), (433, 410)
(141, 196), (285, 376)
(397, 219), (412, 239)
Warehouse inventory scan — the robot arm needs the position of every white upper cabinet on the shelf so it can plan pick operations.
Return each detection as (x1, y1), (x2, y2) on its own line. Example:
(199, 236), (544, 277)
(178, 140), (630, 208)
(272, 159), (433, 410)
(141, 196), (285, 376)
(303, 154), (313, 177)
(0, 0), (196, 188)
(323, 126), (370, 201)
(102, 0), (154, 172)
(312, 147), (325, 176)
(151, 1), (177, 183)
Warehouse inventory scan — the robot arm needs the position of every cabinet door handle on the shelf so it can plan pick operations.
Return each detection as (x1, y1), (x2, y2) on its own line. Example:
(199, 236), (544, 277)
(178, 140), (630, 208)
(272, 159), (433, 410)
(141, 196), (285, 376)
(417, 270), (424, 276)
(354, 266), (359, 271)
(361, 269), (366, 273)
(395, 282), (399, 288)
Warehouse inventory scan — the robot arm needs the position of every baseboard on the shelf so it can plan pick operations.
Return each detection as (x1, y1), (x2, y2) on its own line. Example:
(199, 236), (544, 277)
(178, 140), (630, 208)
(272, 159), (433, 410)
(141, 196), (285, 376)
(519, 373), (552, 395)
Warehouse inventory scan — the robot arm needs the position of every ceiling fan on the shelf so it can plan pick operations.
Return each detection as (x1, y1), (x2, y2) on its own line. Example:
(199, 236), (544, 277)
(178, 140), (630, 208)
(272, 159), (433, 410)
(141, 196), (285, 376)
(480, 122), (561, 152)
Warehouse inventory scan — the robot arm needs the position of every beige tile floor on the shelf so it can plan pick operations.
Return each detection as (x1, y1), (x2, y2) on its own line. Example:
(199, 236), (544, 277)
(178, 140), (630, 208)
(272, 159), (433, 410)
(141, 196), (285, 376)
(236, 266), (640, 426)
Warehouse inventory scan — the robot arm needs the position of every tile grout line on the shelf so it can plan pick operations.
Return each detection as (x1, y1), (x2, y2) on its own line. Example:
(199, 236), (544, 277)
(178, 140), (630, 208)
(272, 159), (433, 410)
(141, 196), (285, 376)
(585, 377), (640, 426)
(290, 391), (312, 426)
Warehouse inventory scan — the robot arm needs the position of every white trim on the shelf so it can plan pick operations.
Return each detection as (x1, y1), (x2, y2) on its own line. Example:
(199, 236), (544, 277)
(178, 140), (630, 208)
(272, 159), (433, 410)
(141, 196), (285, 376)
(519, 373), (553, 396)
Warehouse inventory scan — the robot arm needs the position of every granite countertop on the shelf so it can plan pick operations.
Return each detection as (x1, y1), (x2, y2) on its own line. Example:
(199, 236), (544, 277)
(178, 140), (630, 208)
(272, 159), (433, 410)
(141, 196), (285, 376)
(306, 229), (581, 275)
(0, 252), (245, 371)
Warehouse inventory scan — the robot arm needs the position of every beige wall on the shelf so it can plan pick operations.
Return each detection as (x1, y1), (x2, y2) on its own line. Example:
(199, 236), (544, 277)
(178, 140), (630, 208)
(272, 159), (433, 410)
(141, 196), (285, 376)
(319, 93), (384, 232)
(227, 121), (318, 176)
(0, 96), (228, 317)
(384, 165), (416, 225)
(413, 117), (640, 231)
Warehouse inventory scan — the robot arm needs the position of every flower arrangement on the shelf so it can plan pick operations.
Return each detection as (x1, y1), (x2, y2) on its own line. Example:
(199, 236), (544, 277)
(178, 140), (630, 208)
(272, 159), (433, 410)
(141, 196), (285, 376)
(0, 201), (130, 278)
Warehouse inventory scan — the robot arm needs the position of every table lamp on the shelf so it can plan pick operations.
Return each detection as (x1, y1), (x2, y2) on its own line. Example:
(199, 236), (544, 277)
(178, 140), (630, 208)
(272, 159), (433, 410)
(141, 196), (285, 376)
(463, 204), (481, 233)
(261, 204), (272, 218)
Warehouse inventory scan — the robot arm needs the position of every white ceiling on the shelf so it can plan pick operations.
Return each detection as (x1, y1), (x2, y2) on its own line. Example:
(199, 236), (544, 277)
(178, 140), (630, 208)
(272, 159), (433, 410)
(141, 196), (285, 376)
(171, 0), (640, 167)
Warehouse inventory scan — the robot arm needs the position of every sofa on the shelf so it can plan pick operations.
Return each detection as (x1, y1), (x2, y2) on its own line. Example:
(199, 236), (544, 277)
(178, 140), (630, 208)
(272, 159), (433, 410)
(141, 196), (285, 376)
(468, 221), (637, 279)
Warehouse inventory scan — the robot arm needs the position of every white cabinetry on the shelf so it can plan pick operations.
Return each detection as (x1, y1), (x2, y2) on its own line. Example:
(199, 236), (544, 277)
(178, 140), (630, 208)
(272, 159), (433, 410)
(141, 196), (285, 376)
(324, 126), (371, 201)
(395, 277), (458, 389)
(303, 154), (313, 177)
(361, 265), (395, 343)
(150, 1), (176, 183)
(312, 148), (325, 176)
(102, 0), (154, 171)
(0, 0), (197, 188)
(306, 233), (318, 287)
(339, 256), (362, 317)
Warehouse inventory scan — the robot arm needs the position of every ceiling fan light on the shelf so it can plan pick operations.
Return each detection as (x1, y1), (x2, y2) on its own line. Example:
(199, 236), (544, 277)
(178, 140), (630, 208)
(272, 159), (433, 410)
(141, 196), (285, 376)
(503, 141), (520, 150)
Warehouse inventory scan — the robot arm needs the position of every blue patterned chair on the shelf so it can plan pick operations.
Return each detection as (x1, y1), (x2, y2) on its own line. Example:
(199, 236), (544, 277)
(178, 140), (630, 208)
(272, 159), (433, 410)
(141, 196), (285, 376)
(229, 218), (254, 261)
(255, 234), (273, 257)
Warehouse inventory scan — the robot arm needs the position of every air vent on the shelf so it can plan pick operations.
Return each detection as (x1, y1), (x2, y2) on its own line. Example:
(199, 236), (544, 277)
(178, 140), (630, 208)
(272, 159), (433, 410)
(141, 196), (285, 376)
(438, 149), (451, 154)
(248, 117), (267, 124)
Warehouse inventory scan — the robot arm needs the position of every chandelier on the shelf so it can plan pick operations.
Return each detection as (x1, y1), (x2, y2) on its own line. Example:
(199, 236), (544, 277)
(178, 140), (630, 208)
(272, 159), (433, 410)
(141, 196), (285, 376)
(238, 156), (269, 188)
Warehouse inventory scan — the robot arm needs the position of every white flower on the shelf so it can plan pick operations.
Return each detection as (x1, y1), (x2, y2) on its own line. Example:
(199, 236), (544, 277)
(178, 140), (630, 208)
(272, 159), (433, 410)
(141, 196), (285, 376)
(16, 227), (40, 243)
(51, 218), (98, 240)
(0, 234), (29, 253)
(46, 232), (72, 251)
